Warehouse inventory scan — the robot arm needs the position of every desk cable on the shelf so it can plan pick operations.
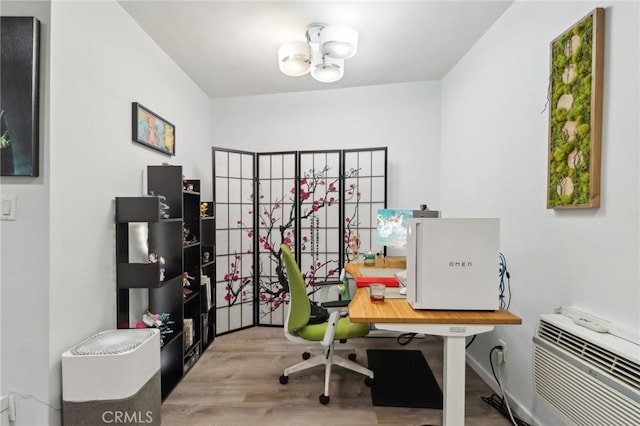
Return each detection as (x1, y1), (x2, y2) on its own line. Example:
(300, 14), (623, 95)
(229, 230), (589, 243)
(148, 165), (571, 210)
(481, 345), (530, 426)
(498, 253), (512, 310)
(396, 333), (417, 345)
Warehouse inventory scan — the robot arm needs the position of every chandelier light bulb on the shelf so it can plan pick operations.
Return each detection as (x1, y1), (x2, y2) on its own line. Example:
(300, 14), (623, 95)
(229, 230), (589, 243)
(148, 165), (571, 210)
(278, 23), (357, 82)
(278, 41), (311, 76)
(311, 57), (344, 83)
(319, 25), (358, 59)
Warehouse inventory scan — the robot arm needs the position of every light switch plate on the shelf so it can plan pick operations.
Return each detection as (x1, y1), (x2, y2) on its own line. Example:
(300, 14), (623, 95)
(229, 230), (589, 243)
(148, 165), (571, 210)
(1, 194), (16, 221)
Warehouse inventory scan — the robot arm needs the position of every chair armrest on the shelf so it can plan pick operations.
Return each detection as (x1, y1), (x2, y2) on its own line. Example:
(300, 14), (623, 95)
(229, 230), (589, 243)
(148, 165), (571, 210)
(312, 280), (343, 287)
(320, 300), (350, 309)
(322, 311), (341, 347)
(310, 280), (345, 302)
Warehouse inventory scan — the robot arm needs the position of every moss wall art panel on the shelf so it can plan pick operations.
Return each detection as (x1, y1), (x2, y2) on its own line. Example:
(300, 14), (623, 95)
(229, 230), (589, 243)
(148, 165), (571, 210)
(547, 8), (604, 209)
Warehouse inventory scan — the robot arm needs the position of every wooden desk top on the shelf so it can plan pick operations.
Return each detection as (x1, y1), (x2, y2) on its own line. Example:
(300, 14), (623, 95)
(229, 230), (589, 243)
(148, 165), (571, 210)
(348, 288), (522, 325)
(344, 262), (362, 278)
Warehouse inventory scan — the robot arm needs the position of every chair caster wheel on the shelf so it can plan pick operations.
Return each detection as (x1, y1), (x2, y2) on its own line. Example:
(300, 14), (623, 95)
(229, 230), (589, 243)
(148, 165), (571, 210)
(279, 375), (289, 384)
(319, 394), (330, 405)
(364, 377), (374, 387)
(302, 351), (311, 360)
(348, 353), (357, 361)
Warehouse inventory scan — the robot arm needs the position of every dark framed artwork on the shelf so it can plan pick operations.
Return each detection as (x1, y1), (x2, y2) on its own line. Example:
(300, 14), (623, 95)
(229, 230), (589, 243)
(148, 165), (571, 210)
(547, 8), (604, 209)
(1, 17), (41, 177)
(132, 102), (175, 156)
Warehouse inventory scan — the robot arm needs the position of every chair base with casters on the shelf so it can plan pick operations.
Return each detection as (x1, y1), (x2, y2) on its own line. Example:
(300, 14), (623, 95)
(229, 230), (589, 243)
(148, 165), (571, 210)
(299, 342), (355, 363)
(279, 307), (375, 405)
(278, 245), (374, 405)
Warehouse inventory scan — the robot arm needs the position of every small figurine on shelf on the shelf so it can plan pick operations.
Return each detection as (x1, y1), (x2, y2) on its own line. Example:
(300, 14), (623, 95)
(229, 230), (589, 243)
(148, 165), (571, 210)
(158, 197), (170, 219)
(148, 191), (170, 218)
(203, 251), (211, 263)
(183, 226), (197, 245)
(182, 272), (195, 298)
(200, 202), (208, 218)
(139, 310), (175, 346)
(147, 252), (166, 281)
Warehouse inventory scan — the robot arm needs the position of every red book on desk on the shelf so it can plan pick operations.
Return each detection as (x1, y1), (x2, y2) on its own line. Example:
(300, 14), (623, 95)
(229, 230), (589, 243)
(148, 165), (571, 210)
(355, 276), (399, 287)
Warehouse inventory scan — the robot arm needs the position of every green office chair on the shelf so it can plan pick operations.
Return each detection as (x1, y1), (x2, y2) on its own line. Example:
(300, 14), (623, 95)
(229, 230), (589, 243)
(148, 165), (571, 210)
(278, 244), (374, 405)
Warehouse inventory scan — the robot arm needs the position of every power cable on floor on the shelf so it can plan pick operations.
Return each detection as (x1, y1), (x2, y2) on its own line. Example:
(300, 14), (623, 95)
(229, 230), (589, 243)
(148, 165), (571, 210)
(481, 346), (530, 426)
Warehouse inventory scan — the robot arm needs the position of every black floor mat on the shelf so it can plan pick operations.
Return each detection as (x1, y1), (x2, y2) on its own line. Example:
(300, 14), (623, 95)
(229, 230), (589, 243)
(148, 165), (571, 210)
(367, 349), (443, 409)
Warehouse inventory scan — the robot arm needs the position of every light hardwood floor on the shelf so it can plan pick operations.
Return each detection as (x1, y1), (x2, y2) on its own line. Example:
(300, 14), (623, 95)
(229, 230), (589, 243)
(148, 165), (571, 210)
(161, 327), (511, 425)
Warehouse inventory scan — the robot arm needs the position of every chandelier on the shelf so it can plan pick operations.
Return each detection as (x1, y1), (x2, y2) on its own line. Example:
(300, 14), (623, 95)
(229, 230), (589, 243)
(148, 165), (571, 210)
(277, 23), (358, 83)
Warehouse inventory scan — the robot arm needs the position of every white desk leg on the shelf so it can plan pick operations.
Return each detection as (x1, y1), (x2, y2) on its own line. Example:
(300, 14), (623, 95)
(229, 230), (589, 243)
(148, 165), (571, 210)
(372, 323), (494, 426)
(442, 335), (467, 426)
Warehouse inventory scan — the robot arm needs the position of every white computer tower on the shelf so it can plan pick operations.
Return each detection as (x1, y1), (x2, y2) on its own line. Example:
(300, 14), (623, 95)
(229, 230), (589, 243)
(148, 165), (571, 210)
(406, 218), (500, 311)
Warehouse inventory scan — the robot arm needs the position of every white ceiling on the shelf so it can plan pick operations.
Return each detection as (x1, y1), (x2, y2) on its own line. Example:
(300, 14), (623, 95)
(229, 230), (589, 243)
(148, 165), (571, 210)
(118, 1), (514, 99)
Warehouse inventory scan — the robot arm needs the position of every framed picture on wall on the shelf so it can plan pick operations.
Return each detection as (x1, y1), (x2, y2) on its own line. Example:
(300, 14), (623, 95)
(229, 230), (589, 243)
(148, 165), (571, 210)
(546, 8), (604, 209)
(132, 102), (175, 156)
(1, 17), (41, 177)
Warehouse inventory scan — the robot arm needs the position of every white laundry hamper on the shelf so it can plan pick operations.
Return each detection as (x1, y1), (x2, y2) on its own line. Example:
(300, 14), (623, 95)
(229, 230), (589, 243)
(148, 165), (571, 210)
(61, 329), (161, 426)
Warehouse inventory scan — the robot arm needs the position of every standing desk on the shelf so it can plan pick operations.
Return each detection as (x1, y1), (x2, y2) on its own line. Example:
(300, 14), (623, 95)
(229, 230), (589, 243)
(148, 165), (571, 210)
(347, 286), (522, 426)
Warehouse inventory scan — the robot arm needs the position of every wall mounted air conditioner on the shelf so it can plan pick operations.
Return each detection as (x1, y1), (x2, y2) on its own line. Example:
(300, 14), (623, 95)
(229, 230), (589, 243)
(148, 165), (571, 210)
(533, 313), (640, 426)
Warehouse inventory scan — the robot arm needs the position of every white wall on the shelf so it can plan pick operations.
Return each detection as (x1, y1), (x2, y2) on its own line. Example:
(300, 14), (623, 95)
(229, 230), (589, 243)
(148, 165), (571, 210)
(210, 81), (442, 211)
(441, 1), (639, 424)
(0, 1), (51, 425)
(0, 1), (215, 424)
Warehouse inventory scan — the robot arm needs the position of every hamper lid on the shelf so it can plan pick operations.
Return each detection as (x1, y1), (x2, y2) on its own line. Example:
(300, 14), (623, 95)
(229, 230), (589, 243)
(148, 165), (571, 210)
(70, 329), (157, 356)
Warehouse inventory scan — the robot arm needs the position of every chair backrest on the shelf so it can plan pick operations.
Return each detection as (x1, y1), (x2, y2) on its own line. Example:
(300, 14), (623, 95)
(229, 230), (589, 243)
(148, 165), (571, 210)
(280, 244), (311, 332)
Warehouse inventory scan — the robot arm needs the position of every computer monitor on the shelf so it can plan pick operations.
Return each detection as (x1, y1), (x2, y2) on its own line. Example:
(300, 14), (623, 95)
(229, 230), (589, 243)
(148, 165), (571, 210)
(376, 207), (440, 249)
(376, 209), (412, 248)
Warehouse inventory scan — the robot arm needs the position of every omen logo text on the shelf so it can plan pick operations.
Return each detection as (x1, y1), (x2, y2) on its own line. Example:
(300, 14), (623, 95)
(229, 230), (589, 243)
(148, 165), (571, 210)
(449, 261), (473, 267)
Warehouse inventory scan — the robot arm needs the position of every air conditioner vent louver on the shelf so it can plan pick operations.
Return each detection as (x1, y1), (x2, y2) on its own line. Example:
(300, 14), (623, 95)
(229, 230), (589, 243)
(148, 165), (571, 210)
(533, 315), (640, 426)
(538, 319), (640, 390)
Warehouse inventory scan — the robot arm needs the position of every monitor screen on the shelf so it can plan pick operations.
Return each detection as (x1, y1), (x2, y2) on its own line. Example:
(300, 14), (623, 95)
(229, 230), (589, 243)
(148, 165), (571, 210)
(376, 209), (413, 248)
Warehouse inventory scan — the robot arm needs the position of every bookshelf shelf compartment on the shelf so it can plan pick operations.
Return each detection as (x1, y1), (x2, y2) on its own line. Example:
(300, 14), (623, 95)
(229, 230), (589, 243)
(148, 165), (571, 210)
(182, 291), (200, 305)
(116, 197), (160, 223)
(116, 263), (181, 289)
(116, 165), (213, 401)
(199, 199), (216, 350)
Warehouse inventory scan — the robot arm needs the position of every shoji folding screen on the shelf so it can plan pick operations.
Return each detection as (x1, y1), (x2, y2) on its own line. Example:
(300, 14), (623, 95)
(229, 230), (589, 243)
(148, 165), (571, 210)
(213, 148), (386, 334)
